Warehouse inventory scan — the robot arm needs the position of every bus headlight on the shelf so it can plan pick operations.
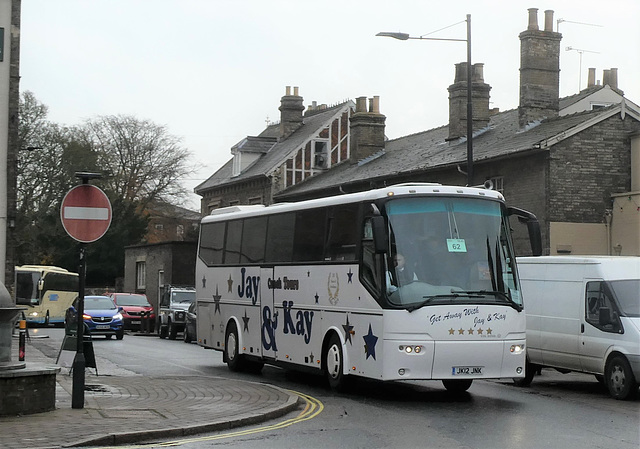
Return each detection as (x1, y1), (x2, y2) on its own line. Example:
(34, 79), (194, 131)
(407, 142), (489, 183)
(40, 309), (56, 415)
(510, 344), (525, 354)
(399, 345), (423, 354)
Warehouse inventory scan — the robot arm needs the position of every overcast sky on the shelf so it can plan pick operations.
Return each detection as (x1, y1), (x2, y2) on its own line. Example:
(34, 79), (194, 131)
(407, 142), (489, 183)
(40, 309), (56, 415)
(19, 0), (640, 209)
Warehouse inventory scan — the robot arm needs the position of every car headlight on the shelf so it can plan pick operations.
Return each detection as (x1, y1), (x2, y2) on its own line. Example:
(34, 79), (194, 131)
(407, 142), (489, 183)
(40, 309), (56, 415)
(114, 313), (123, 320)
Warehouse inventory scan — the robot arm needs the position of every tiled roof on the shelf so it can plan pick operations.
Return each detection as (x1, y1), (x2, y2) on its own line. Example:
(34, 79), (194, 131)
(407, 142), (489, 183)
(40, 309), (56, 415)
(276, 105), (625, 198)
(194, 103), (352, 193)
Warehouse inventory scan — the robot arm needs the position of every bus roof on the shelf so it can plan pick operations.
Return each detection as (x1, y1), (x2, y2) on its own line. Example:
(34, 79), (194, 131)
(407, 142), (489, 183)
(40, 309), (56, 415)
(16, 265), (78, 276)
(201, 183), (505, 224)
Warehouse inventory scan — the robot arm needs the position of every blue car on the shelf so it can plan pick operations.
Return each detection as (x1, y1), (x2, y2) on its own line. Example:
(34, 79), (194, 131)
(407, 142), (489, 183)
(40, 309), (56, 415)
(65, 295), (124, 340)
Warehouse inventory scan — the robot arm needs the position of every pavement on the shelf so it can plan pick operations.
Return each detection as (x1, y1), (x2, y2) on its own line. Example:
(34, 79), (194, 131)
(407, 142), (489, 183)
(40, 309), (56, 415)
(0, 335), (301, 449)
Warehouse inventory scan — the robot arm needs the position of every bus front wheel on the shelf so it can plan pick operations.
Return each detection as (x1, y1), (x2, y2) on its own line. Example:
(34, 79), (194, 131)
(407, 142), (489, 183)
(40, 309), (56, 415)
(442, 379), (473, 393)
(324, 334), (349, 392)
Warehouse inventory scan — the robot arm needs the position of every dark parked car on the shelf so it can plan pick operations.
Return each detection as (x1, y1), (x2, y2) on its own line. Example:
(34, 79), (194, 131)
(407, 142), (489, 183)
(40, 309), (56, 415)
(109, 293), (155, 331)
(65, 295), (124, 339)
(183, 301), (197, 343)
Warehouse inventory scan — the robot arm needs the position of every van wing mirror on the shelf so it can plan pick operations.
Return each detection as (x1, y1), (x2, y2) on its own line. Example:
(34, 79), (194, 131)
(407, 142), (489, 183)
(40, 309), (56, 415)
(507, 206), (542, 256)
(371, 216), (388, 254)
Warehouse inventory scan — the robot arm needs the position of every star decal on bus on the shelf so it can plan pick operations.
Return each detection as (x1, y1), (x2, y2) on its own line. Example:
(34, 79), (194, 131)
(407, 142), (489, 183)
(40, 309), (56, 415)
(477, 328), (483, 335)
(342, 317), (354, 344)
(449, 328), (455, 335)
(213, 286), (221, 314)
(242, 310), (250, 332)
(227, 275), (233, 293)
(363, 324), (378, 360)
(458, 328), (465, 335)
(486, 328), (492, 335)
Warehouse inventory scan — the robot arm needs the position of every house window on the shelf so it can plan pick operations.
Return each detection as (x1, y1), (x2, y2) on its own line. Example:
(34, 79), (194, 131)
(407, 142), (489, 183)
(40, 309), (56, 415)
(176, 224), (184, 236)
(314, 140), (329, 169)
(136, 261), (146, 290)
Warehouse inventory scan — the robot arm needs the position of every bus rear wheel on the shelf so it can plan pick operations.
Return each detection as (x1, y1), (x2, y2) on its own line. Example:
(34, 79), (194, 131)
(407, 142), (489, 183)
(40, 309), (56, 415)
(225, 322), (245, 372)
(324, 334), (349, 392)
(442, 379), (473, 393)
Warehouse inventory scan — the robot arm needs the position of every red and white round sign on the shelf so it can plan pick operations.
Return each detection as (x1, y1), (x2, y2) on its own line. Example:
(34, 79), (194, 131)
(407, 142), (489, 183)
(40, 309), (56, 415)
(60, 185), (112, 243)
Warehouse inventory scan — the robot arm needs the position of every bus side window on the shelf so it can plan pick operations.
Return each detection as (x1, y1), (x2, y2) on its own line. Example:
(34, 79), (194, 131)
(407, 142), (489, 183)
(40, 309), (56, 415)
(293, 209), (326, 262)
(361, 217), (383, 294)
(199, 222), (225, 265)
(266, 213), (295, 263)
(325, 204), (359, 261)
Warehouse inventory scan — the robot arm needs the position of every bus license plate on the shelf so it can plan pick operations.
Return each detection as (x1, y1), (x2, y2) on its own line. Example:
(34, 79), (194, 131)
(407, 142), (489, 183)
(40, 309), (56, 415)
(96, 324), (110, 330)
(453, 366), (482, 375)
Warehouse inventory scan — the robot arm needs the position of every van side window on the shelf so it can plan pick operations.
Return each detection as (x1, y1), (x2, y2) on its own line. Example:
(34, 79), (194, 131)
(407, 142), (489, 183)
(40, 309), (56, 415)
(585, 281), (622, 333)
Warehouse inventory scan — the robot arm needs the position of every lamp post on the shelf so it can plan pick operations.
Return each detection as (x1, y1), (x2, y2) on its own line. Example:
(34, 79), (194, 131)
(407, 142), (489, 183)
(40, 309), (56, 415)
(377, 14), (473, 186)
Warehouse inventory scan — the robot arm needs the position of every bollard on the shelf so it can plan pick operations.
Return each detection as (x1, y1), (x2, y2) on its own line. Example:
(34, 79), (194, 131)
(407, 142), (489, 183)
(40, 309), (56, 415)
(18, 320), (26, 361)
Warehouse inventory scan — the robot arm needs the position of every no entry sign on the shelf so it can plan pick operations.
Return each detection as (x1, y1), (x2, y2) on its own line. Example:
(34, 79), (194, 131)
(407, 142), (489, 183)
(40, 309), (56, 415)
(60, 185), (112, 243)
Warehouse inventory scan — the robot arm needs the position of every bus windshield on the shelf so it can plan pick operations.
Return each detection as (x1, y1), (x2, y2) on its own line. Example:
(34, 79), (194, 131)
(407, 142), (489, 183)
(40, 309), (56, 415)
(16, 272), (40, 305)
(384, 197), (521, 310)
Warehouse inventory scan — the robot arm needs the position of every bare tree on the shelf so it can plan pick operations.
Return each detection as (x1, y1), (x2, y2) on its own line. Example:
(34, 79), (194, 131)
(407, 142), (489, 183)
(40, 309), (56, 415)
(75, 115), (195, 207)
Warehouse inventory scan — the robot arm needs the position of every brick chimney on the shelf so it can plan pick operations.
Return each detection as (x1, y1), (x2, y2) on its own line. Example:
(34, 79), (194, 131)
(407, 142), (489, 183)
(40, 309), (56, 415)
(518, 8), (562, 128)
(448, 62), (491, 140)
(279, 86), (305, 140)
(350, 96), (386, 164)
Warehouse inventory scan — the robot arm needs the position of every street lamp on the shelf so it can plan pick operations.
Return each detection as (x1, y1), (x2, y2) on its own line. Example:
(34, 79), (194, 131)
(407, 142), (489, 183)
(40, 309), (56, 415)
(377, 14), (473, 186)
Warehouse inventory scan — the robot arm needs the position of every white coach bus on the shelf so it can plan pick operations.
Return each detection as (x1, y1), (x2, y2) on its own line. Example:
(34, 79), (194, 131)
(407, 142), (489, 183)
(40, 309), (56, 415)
(196, 183), (541, 392)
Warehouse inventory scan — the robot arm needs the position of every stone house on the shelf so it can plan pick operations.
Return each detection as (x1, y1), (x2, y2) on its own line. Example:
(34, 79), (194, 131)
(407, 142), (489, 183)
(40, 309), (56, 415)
(197, 8), (640, 257)
(194, 87), (384, 213)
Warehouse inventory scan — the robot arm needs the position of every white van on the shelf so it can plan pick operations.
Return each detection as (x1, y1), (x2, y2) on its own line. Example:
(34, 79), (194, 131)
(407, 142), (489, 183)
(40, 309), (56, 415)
(516, 256), (640, 400)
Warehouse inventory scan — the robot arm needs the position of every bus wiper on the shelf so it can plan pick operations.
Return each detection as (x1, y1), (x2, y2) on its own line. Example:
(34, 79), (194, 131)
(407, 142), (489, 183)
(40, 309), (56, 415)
(406, 291), (481, 313)
(457, 290), (523, 312)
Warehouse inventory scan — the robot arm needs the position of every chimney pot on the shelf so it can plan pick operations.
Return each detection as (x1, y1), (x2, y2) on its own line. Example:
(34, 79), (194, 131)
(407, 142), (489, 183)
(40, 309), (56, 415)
(587, 68), (596, 87)
(293, 86), (299, 96)
(527, 8), (539, 30)
(285, 86), (291, 95)
(544, 10), (554, 32)
(371, 96), (380, 114)
(473, 63), (485, 82)
(356, 96), (367, 113)
(610, 68), (618, 90)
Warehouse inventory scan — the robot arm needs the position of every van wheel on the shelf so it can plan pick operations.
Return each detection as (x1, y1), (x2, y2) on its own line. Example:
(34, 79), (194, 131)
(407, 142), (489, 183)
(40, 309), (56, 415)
(442, 379), (473, 393)
(225, 322), (245, 372)
(606, 355), (637, 400)
(513, 358), (538, 387)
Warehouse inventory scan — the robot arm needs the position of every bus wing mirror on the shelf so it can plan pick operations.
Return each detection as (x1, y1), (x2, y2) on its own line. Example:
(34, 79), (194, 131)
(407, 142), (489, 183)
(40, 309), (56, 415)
(371, 216), (388, 254)
(508, 206), (542, 256)
(37, 278), (44, 292)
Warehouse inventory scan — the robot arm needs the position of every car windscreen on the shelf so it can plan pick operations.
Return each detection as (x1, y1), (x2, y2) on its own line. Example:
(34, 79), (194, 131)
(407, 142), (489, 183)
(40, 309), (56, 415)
(84, 297), (116, 310)
(115, 294), (149, 306)
(172, 291), (195, 303)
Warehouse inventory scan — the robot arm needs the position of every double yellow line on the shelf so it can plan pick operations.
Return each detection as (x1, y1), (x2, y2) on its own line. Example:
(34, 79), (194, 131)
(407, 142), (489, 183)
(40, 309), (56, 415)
(99, 390), (323, 448)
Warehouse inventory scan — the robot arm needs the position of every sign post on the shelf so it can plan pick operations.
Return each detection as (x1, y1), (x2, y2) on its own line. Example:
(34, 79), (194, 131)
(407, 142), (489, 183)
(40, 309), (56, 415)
(60, 173), (111, 409)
